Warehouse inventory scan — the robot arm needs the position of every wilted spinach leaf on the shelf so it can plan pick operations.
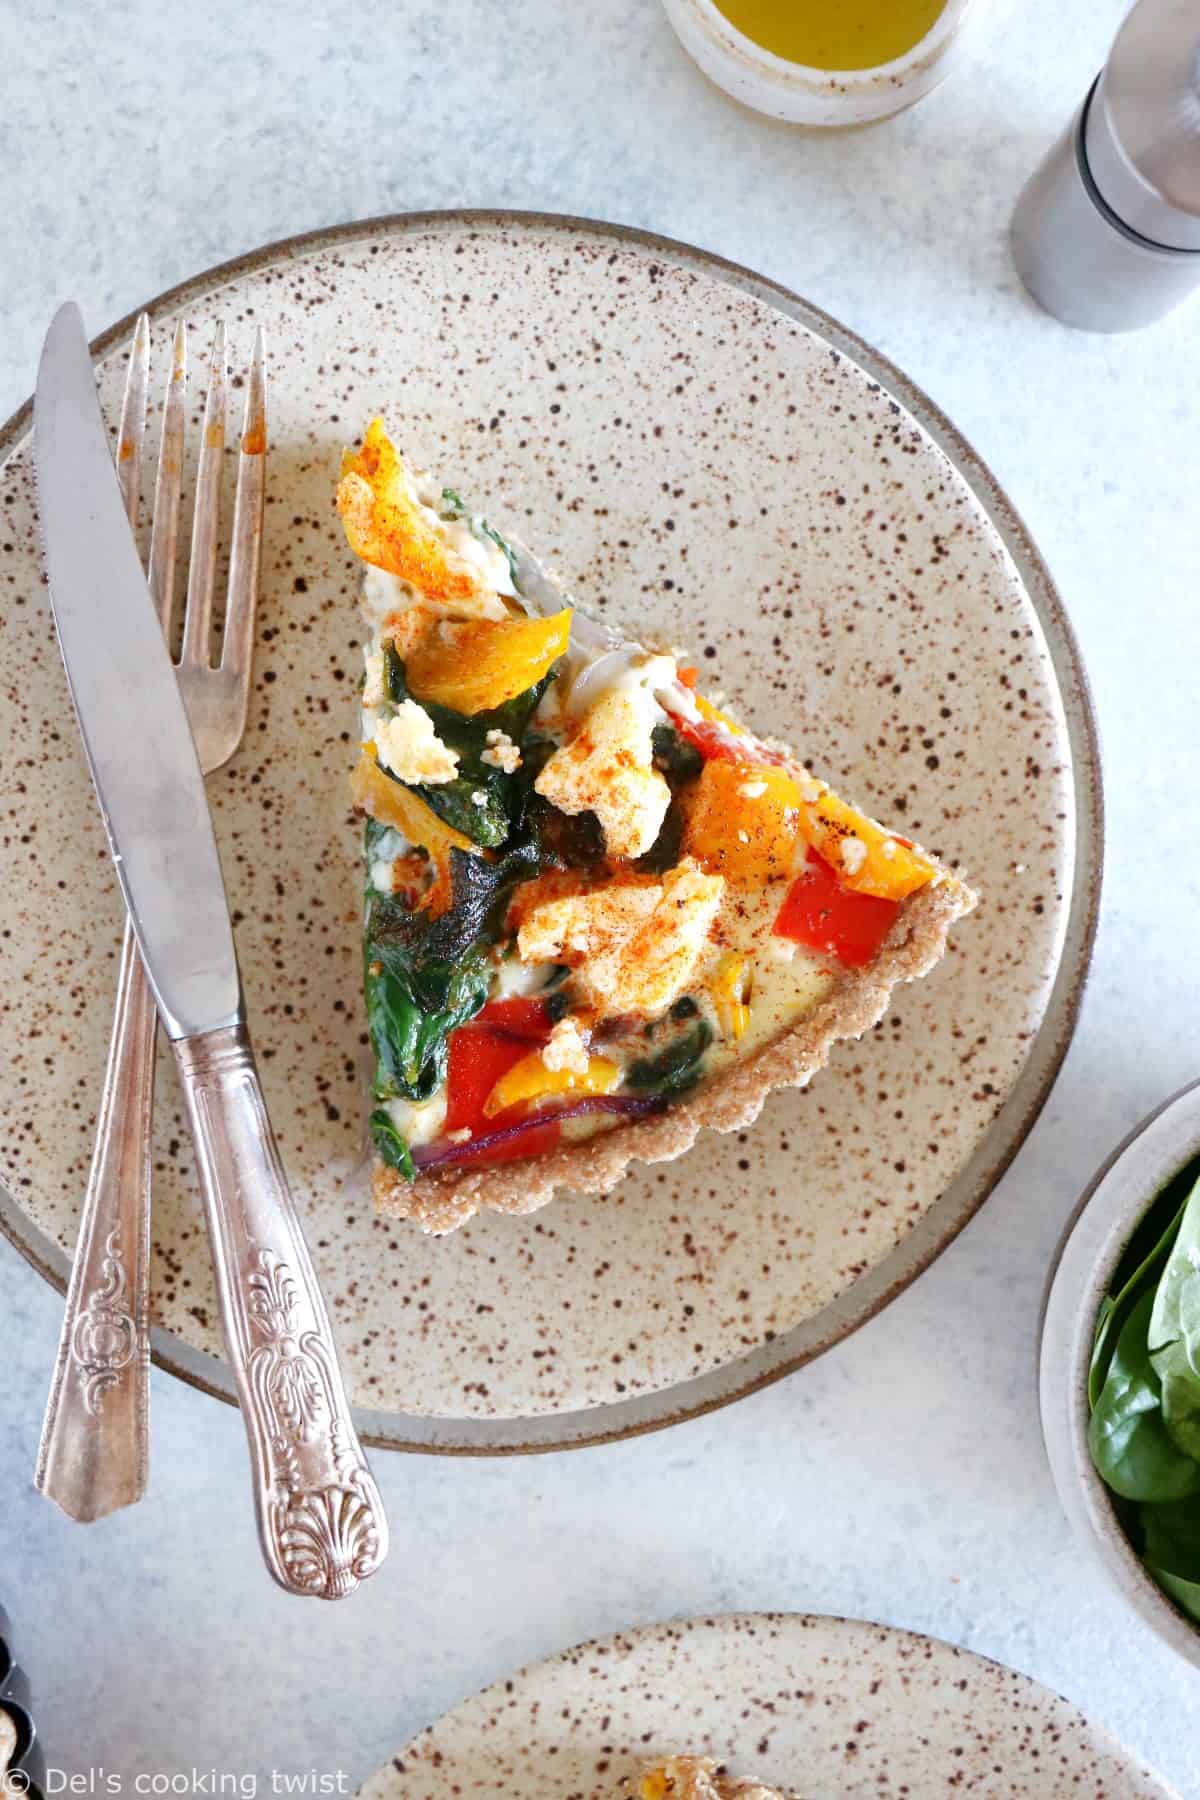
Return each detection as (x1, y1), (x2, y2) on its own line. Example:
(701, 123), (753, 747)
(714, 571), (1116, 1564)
(627, 1021), (713, 1098)
(418, 774), (511, 848)
(636, 796), (684, 874)
(363, 826), (545, 1118)
(370, 1109), (416, 1179)
(381, 645), (556, 848)
(652, 720), (703, 783)
(365, 933), (488, 1103)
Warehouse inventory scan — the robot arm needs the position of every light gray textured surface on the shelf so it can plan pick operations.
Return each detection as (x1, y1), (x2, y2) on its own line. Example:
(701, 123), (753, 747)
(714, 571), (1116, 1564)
(3, 0), (1199, 1793)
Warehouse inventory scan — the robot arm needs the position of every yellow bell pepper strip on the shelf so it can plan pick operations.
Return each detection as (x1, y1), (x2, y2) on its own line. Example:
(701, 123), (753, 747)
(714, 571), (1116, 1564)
(797, 790), (937, 901)
(351, 747), (480, 858)
(336, 418), (494, 606)
(711, 952), (750, 1040)
(684, 758), (803, 884)
(669, 697), (937, 904)
(482, 1047), (621, 1118)
(403, 608), (572, 716)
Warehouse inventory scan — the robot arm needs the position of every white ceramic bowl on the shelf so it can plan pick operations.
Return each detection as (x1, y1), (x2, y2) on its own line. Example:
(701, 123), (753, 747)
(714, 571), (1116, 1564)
(1040, 1079), (1200, 1671)
(662, 0), (979, 128)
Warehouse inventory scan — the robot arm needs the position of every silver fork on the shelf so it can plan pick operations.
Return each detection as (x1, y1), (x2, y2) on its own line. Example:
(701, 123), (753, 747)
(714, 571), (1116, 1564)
(36, 317), (265, 1522)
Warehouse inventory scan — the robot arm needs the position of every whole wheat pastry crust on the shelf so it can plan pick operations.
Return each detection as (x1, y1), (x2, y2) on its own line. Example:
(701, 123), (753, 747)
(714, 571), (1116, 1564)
(374, 874), (975, 1234)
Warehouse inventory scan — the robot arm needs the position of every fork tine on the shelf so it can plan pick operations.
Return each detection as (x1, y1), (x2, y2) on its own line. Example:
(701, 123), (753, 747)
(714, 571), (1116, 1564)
(147, 321), (187, 636)
(181, 321), (227, 668)
(115, 314), (150, 531)
(220, 327), (266, 685)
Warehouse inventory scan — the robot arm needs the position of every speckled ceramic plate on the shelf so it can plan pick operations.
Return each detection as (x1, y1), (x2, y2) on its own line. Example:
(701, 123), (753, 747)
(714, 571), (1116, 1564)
(364, 1612), (1170, 1797)
(0, 212), (1099, 1452)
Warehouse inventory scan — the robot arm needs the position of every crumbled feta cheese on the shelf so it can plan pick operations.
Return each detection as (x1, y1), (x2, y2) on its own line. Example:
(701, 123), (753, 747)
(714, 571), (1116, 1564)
(541, 1016), (591, 1076)
(373, 702), (460, 786)
(535, 681), (671, 859)
(840, 835), (868, 877)
(739, 779), (768, 799)
(362, 648), (386, 709)
(518, 859), (724, 1019)
(481, 728), (522, 774)
(472, 789), (487, 805)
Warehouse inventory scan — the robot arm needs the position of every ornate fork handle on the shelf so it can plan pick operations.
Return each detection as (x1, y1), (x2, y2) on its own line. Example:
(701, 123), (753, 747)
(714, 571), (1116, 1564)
(173, 1023), (387, 1600)
(35, 924), (154, 1520)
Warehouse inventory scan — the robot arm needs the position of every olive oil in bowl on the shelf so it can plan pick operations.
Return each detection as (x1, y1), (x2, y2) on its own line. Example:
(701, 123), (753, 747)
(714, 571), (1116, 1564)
(711, 0), (949, 71)
(663, 0), (974, 127)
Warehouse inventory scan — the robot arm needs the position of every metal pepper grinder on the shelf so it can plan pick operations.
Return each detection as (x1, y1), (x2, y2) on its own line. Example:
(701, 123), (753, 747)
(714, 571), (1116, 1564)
(1011, 0), (1200, 331)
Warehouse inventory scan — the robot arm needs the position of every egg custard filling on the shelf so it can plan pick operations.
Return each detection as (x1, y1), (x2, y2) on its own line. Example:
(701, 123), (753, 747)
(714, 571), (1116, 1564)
(339, 420), (977, 1234)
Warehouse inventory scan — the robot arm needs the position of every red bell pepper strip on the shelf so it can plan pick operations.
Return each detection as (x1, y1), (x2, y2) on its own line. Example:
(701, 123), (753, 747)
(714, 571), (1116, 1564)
(773, 847), (901, 969)
(475, 996), (554, 1042)
(442, 1021), (561, 1165)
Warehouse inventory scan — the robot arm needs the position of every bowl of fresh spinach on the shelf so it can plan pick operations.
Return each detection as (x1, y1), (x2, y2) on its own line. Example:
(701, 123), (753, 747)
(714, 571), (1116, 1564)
(1041, 1080), (1200, 1669)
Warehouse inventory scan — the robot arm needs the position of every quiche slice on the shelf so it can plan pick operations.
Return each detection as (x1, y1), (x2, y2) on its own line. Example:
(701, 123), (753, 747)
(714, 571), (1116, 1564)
(632, 1758), (792, 1799)
(338, 420), (977, 1234)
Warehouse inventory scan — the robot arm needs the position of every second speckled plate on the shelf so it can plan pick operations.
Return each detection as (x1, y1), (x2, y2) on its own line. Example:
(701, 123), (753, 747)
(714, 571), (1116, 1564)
(363, 1613), (1171, 1797)
(0, 213), (1099, 1451)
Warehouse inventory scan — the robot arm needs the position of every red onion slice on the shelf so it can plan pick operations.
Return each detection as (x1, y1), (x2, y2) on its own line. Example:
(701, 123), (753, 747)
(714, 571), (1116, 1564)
(412, 1092), (664, 1171)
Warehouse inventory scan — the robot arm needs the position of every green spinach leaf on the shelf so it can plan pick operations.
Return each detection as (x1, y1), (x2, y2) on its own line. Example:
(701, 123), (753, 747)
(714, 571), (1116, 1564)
(636, 796), (684, 875)
(1088, 1290), (1200, 1503)
(381, 645), (556, 848)
(1148, 1564), (1200, 1625)
(418, 773), (511, 848)
(627, 1021), (713, 1098)
(1149, 1170), (1200, 1460)
(1141, 1497), (1200, 1584)
(383, 644), (553, 749)
(652, 720), (703, 783)
(365, 936), (488, 1102)
(363, 824), (545, 1112)
(370, 1109), (416, 1179)
(1089, 1185), (1189, 1408)
(1089, 1297), (1118, 1412)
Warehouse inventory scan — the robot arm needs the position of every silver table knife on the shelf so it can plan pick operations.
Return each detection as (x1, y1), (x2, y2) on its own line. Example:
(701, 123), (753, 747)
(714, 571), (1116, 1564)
(34, 303), (388, 1600)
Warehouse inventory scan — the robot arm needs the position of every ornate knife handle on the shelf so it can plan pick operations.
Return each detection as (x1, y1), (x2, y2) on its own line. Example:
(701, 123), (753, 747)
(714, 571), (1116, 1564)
(35, 922), (154, 1521)
(172, 1023), (388, 1600)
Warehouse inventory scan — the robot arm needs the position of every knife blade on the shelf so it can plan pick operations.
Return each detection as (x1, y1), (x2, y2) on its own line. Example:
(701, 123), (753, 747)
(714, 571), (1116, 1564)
(34, 304), (388, 1598)
(34, 302), (239, 1040)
